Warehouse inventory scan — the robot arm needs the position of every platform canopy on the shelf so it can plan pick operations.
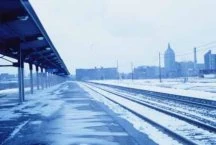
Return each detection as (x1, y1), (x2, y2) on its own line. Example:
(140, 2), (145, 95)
(0, 0), (69, 76)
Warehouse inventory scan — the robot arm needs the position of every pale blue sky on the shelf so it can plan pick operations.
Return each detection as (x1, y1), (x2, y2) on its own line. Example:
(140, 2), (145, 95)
(2, 0), (216, 74)
(27, 0), (216, 73)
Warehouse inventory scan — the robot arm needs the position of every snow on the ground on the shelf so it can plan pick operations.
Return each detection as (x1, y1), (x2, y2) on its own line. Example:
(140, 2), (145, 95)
(91, 78), (216, 101)
(79, 83), (183, 145)
(98, 85), (216, 123)
(0, 87), (39, 95)
(0, 88), (20, 95)
(54, 103), (127, 145)
(30, 120), (42, 125)
(81, 83), (216, 145)
(0, 83), (67, 121)
(1, 120), (30, 145)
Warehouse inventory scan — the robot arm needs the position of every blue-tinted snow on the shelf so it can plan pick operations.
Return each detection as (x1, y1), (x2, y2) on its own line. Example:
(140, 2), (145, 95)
(92, 78), (216, 101)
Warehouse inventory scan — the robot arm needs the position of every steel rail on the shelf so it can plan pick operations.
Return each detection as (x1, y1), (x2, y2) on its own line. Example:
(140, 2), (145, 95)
(89, 83), (216, 133)
(83, 83), (198, 145)
(90, 82), (216, 109)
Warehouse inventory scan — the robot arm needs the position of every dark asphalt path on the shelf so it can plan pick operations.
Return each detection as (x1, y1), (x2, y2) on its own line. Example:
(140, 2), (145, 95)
(2, 82), (156, 145)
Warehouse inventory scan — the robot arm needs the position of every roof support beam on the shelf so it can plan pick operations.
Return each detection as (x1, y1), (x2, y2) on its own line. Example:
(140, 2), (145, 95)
(0, 10), (26, 24)
(0, 0), (69, 76)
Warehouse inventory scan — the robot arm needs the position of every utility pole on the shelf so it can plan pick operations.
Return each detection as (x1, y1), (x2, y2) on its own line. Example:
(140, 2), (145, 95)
(131, 62), (134, 81)
(193, 47), (197, 76)
(117, 60), (119, 80)
(159, 52), (162, 83)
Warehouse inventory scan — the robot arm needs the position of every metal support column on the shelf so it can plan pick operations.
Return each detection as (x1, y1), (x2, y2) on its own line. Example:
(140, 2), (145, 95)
(29, 63), (33, 94)
(21, 62), (25, 101)
(50, 73), (53, 86)
(41, 67), (44, 90)
(18, 47), (25, 103)
(45, 69), (48, 88)
(18, 64), (23, 103)
(36, 65), (39, 90)
(47, 72), (50, 88)
(52, 73), (54, 86)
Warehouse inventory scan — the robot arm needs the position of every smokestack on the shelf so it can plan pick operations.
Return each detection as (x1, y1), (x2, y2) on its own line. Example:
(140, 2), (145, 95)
(194, 47), (197, 64)
(194, 47), (197, 73)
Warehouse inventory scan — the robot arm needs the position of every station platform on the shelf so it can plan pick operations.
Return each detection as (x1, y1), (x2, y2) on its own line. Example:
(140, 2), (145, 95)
(0, 81), (156, 145)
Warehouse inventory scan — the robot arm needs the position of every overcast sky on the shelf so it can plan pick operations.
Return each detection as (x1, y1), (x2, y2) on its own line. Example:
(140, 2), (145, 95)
(22, 0), (216, 73)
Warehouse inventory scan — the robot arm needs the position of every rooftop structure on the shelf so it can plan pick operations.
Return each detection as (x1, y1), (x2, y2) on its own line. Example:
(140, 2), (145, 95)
(0, 0), (69, 103)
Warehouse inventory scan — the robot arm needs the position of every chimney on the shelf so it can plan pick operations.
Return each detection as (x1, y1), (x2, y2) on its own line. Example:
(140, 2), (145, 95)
(194, 47), (197, 72)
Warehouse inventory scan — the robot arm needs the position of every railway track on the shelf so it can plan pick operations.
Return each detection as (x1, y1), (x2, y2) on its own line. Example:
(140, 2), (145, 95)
(83, 82), (216, 145)
(89, 82), (216, 122)
(90, 82), (216, 109)
(89, 83), (216, 127)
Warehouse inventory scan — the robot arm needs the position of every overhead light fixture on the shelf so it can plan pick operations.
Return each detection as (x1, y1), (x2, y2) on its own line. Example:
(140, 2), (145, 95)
(45, 47), (51, 51)
(17, 16), (29, 21)
(25, 57), (30, 60)
(12, 51), (18, 55)
(37, 36), (44, 40)
(50, 53), (55, 56)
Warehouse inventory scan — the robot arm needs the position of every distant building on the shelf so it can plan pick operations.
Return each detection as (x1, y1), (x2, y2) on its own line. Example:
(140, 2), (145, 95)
(134, 66), (161, 79)
(197, 63), (205, 70)
(76, 67), (118, 81)
(164, 43), (177, 77)
(204, 50), (216, 70)
(178, 61), (194, 76)
(199, 50), (216, 76)
(131, 43), (206, 79)
(0, 73), (16, 81)
(0, 73), (17, 90)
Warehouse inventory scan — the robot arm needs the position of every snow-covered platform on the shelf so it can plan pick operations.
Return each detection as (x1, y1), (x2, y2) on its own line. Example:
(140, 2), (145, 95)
(0, 81), (155, 145)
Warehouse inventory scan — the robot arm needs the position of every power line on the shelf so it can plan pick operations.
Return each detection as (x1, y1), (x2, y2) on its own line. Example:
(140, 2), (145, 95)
(143, 40), (216, 67)
(160, 40), (216, 57)
(196, 40), (216, 48)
